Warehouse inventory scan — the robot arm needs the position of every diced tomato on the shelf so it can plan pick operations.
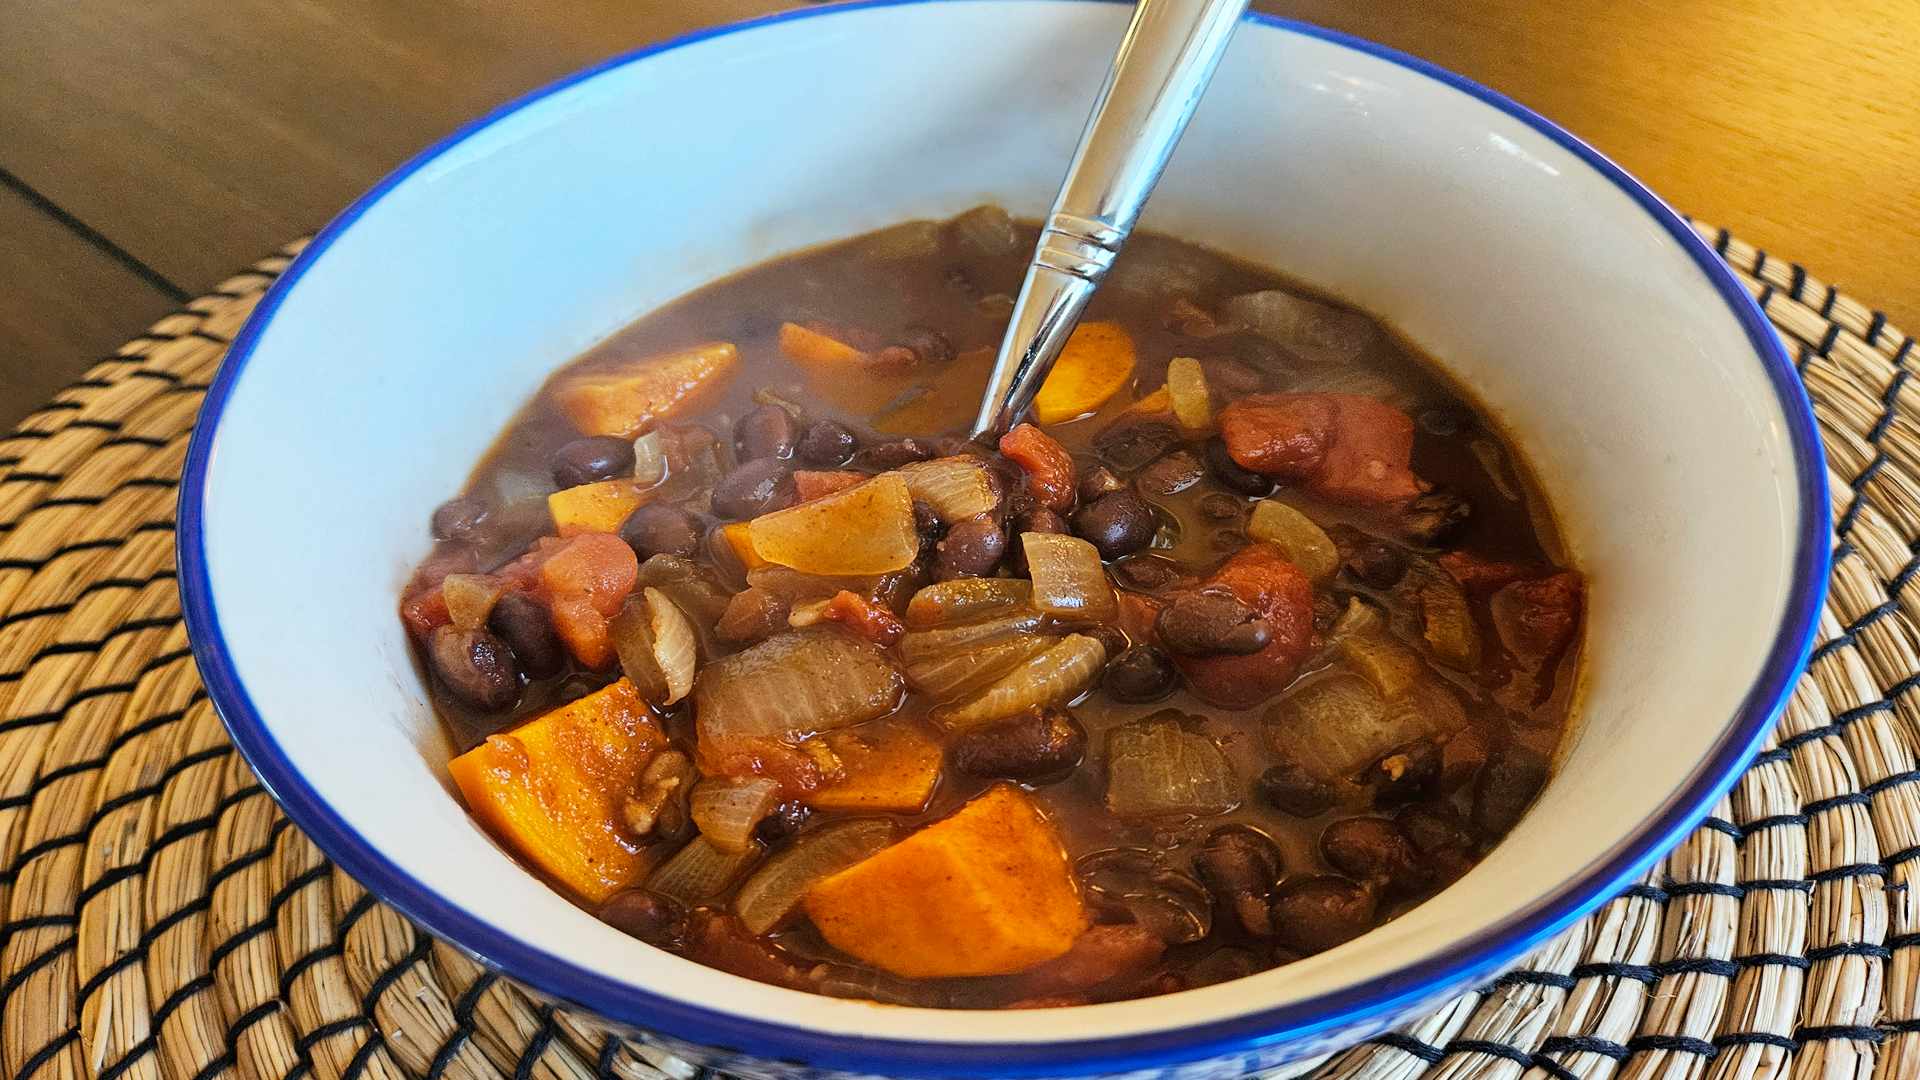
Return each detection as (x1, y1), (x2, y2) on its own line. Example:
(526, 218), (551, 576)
(1115, 590), (1162, 647)
(400, 588), (451, 644)
(1492, 572), (1584, 664)
(1437, 551), (1531, 597)
(397, 545), (479, 644)
(821, 590), (905, 648)
(998, 424), (1077, 511)
(695, 731), (824, 797)
(793, 470), (869, 503)
(1220, 393), (1424, 508)
(1176, 544), (1317, 709)
(539, 532), (638, 668)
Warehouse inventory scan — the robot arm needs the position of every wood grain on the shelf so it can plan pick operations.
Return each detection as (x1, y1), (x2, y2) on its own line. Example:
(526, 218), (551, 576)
(0, 186), (178, 432)
(0, 0), (1913, 330)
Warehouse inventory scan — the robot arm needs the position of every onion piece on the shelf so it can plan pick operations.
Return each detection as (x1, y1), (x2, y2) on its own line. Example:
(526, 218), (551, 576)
(898, 610), (1047, 666)
(440, 574), (502, 632)
(1247, 500), (1338, 581)
(899, 457), (997, 522)
(733, 819), (897, 934)
(1105, 711), (1238, 817)
(1022, 534), (1118, 623)
(904, 578), (1033, 628)
(1219, 289), (1374, 366)
(648, 836), (761, 909)
(632, 430), (666, 485)
(1264, 671), (1463, 781)
(1412, 562), (1482, 671)
(862, 219), (943, 261)
(690, 776), (783, 852)
(610, 592), (668, 704)
(1166, 357), (1211, 433)
(644, 587), (696, 705)
(695, 626), (905, 744)
(905, 634), (1056, 700)
(1328, 598), (1424, 699)
(938, 633), (1106, 728)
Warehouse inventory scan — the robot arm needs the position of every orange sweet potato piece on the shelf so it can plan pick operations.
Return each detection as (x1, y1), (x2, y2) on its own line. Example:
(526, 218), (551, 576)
(802, 720), (941, 812)
(1033, 321), (1135, 425)
(998, 424), (1076, 510)
(557, 343), (739, 439)
(1123, 384), (1174, 420)
(804, 784), (1087, 978)
(779, 322), (868, 374)
(1219, 392), (1423, 508)
(548, 478), (655, 537)
(447, 679), (668, 903)
(541, 532), (639, 668)
(1176, 544), (1317, 709)
(720, 521), (768, 570)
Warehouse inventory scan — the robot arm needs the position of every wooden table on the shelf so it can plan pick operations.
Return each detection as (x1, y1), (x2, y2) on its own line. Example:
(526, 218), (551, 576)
(2, 0), (1915, 431)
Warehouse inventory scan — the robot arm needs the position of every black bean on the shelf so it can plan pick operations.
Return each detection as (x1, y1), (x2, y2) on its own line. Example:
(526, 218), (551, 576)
(1137, 449), (1206, 496)
(1196, 492), (1246, 523)
(1394, 802), (1475, 856)
(734, 404), (798, 461)
(1093, 423), (1181, 473)
(709, 458), (795, 520)
(428, 625), (519, 712)
(1081, 624), (1130, 663)
(912, 499), (944, 555)
(1203, 435), (1273, 497)
(1193, 825), (1283, 937)
(983, 454), (1024, 504)
(1269, 874), (1376, 956)
(936, 516), (1005, 579)
(619, 503), (702, 561)
(1104, 645), (1177, 704)
(795, 420), (857, 467)
(487, 593), (565, 679)
(1473, 746), (1549, 836)
(754, 802), (811, 846)
(1111, 554), (1195, 593)
(598, 888), (686, 947)
(1320, 817), (1424, 896)
(430, 497), (490, 542)
(1329, 525), (1408, 589)
(1402, 487), (1474, 546)
(1201, 358), (1268, 400)
(1072, 491), (1158, 561)
(1077, 849), (1212, 945)
(894, 325), (956, 365)
(1155, 591), (1271, 658)
(859, 437), (935, 471)
(551, 436), (636, 489)
(1182, 948), (1262, 988)
(1254, 761), (1336, 817)
(1360, 739), (1443, 808)
(1016, 505), (1070, 536)
(943, 266), (982, 302)
(1078, 466), (1126, 502)
(949, 706), (1087, 782)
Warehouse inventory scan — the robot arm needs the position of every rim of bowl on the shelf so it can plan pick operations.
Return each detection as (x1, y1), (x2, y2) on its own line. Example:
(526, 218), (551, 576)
(177, 1), (1832, 1075)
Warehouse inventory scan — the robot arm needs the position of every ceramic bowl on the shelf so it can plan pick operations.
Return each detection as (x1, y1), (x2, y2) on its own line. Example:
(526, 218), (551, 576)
(179, 2), (1828, 1077)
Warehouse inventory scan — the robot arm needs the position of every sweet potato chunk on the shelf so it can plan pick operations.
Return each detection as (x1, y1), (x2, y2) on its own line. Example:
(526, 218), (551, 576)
(1176, 544), (1317, 709)
(448, 679), (667, 903)
(779, 322), (868, 375)
(557, 343), (739, 439)
(1220, 392), (1423, 508)
(804, 784), (1087, 977)
(802, 721), (941, 812)
(1033, 321), (1135, 425)
(747, 473), (918, 576)
(548, 478), (654, 537)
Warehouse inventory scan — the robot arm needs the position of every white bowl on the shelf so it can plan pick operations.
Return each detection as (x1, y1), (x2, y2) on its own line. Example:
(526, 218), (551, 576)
(178, 2), (1828, 1077)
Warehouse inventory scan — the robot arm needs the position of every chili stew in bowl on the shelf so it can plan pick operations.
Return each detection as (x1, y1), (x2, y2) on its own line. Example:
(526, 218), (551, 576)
(400, 208), (1584, 1009)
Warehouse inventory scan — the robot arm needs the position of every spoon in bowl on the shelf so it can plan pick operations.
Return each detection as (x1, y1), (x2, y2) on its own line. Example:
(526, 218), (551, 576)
(971, 0), (1252, 439)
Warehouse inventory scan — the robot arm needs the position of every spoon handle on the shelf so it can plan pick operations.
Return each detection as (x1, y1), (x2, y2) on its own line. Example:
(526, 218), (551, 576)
(972, 0), (1250, 439)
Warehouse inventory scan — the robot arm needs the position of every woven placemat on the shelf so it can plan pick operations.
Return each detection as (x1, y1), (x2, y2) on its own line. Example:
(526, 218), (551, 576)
(0, 223), (1910, 1080)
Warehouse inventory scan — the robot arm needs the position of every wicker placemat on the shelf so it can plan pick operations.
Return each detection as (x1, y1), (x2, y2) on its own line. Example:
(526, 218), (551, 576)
(0, 224), (1909, 1080)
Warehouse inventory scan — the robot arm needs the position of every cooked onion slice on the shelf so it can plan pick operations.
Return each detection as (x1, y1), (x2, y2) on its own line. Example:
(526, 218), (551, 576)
(1247, 500), (1338, 581)
(695, 626), (905, 744)
(648, 836), (760, 909)
(899, 457), (997, 522)
(1105, 711), (1238, 817)
(644, 588), (696, 705)
(690, 776), (783, 852)
(1021, 534), (1117, 623)
(905, 635), (1056, 700)
(938, 633), (1105, 728)
(733, 819), (897, 934)
(898, 610), (1047, 666)
(904, 579), (1033, 628)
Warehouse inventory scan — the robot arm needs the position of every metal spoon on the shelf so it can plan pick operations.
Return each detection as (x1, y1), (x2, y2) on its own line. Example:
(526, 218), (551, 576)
(971, 0), (1251, 439)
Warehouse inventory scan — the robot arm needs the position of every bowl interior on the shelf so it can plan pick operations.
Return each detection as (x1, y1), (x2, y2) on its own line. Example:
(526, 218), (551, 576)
(188, 0), (1815, 1067)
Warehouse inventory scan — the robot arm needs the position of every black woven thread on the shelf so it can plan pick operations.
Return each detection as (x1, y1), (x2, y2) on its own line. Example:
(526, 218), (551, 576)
(1736, 952), (1812, 970)
(1714, 1031), (1800, 1050)
(1446, 1039), (1535, 1068)
(1538, 1035), (1629, 1060)
(1494, 968), (1577, 991)
(1368, 1032), (1444, 1064)
(1700, 815), (1743, 840)
(1627, 1034), (1719, 1058)
(11, 1030), (81, 1080)
(1795, 1024), (1885, 1044)
(513, 1006), (562, 1080)
(424, 972), (498, 1080)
